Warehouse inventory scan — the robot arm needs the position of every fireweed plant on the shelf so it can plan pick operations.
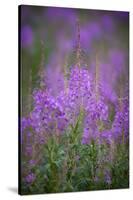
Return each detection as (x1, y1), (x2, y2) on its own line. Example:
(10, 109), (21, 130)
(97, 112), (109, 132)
(20, 20), (129, 194)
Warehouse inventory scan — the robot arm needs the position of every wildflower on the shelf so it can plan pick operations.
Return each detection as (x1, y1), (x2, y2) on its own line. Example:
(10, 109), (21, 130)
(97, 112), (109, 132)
(21, 25), (33, 48)
(104, 170), (112, 185)
(25, 173), (36, 184)
(29, 159), (36, 167)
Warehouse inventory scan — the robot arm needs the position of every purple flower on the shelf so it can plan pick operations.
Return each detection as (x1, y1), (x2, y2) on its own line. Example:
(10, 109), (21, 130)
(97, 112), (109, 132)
(104, 170), (112, 185)
(21, 61), (128, 149)
(25, 173), (36, 184)
(29, 159), (36, 167)
(21, 117), (32, 132)
(82, 127), (90, 144)
(25, 145), (32, 157)
(101, 15), (115, 33)
(100, 130), (113, 144)
(21, 25), (33, 48)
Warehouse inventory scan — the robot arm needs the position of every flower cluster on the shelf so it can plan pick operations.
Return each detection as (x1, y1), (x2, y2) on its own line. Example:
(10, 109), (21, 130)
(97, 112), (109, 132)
(82, 97), (109, 144)
(25, 173), (36, 184)
(21, 64), (129, 148)
(32, 89), (68, 134)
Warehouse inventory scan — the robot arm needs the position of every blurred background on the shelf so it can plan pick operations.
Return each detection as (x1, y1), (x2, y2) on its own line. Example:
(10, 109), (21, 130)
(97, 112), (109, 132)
(20, 5), (129, 116)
